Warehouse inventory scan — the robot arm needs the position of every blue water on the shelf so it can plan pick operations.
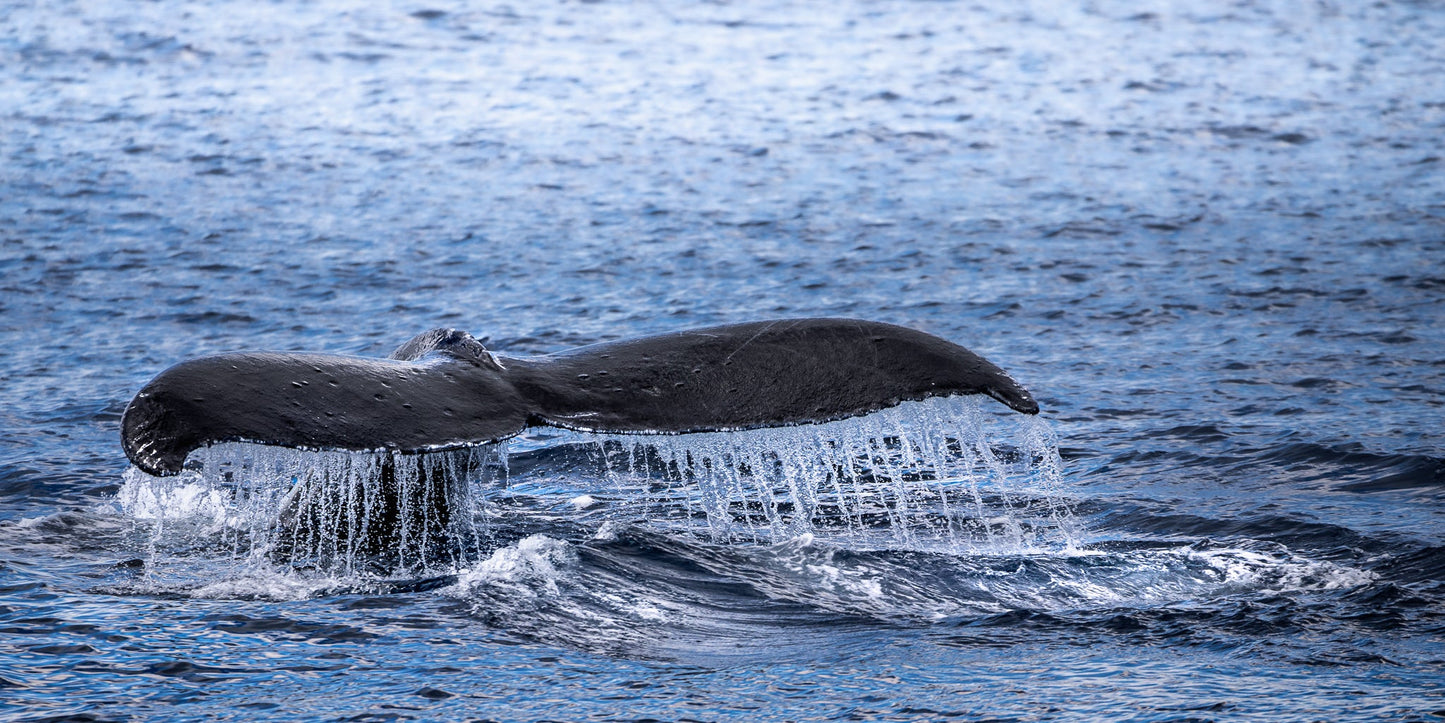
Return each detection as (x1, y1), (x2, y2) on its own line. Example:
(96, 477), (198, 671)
(3, 0), (1444, 720)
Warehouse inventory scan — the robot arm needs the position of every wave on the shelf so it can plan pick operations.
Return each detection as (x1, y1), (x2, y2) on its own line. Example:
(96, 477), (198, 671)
(1246, 442), (1444, 493)
(427, 528), (1376, 655)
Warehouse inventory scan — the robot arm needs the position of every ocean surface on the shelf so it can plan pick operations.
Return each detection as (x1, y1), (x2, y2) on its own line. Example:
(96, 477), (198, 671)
(3, 0), (1444, 720)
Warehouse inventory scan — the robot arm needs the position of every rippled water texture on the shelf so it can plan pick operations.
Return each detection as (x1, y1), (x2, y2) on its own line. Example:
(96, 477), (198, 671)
(3, 0), (1443, 720)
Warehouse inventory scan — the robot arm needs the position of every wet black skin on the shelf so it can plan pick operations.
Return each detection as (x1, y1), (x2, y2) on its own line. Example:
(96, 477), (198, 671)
(122, 318), (1039, 477)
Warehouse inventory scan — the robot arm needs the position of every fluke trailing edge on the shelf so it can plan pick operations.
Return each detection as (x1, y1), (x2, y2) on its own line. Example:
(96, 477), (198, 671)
(121, 318), (1039, 476)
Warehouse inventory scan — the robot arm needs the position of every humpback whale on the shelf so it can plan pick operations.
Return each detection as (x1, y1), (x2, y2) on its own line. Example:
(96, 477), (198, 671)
(122, 318), (1038, 477)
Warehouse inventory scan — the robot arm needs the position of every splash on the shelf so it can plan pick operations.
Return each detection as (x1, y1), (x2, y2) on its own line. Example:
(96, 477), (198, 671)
(116, 396), (1076, 585)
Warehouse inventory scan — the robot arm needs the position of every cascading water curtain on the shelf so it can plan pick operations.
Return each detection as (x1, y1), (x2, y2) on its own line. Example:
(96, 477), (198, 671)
(119, 443), (507, 578)
(589, 397), (1077, 551)
(117, 397), (1074, 578)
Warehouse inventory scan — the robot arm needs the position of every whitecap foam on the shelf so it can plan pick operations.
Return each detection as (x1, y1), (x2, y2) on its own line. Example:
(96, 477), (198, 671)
(449, 534), (575, 602)
(187, 569), (352, 602)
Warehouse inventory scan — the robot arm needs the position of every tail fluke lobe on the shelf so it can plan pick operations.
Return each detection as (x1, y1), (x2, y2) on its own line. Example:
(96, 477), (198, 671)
(508, 318), (1037, 433)
(121, 352), (529, 476)
(122, 319), (1038, 476)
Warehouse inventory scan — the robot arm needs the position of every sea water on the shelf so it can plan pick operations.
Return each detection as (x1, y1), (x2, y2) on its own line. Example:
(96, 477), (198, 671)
(2, 0), (1442, 719)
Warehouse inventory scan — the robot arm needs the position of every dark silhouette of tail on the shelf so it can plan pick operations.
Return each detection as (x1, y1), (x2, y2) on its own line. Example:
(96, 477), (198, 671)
(122, 318), (1038, 476)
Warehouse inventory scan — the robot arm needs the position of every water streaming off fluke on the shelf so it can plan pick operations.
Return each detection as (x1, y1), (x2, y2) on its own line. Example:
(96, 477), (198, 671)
(117, 398), (1076, 584)
(119, 444), (508, 578)
(581, 397), (1076, 550)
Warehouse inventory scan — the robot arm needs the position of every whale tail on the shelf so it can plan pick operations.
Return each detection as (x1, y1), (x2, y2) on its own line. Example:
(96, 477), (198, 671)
(122, 318), (1038, 477)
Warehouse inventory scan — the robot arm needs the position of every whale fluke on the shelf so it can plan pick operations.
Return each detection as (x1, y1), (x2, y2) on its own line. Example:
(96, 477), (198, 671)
(122, 318), (1038, 476)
